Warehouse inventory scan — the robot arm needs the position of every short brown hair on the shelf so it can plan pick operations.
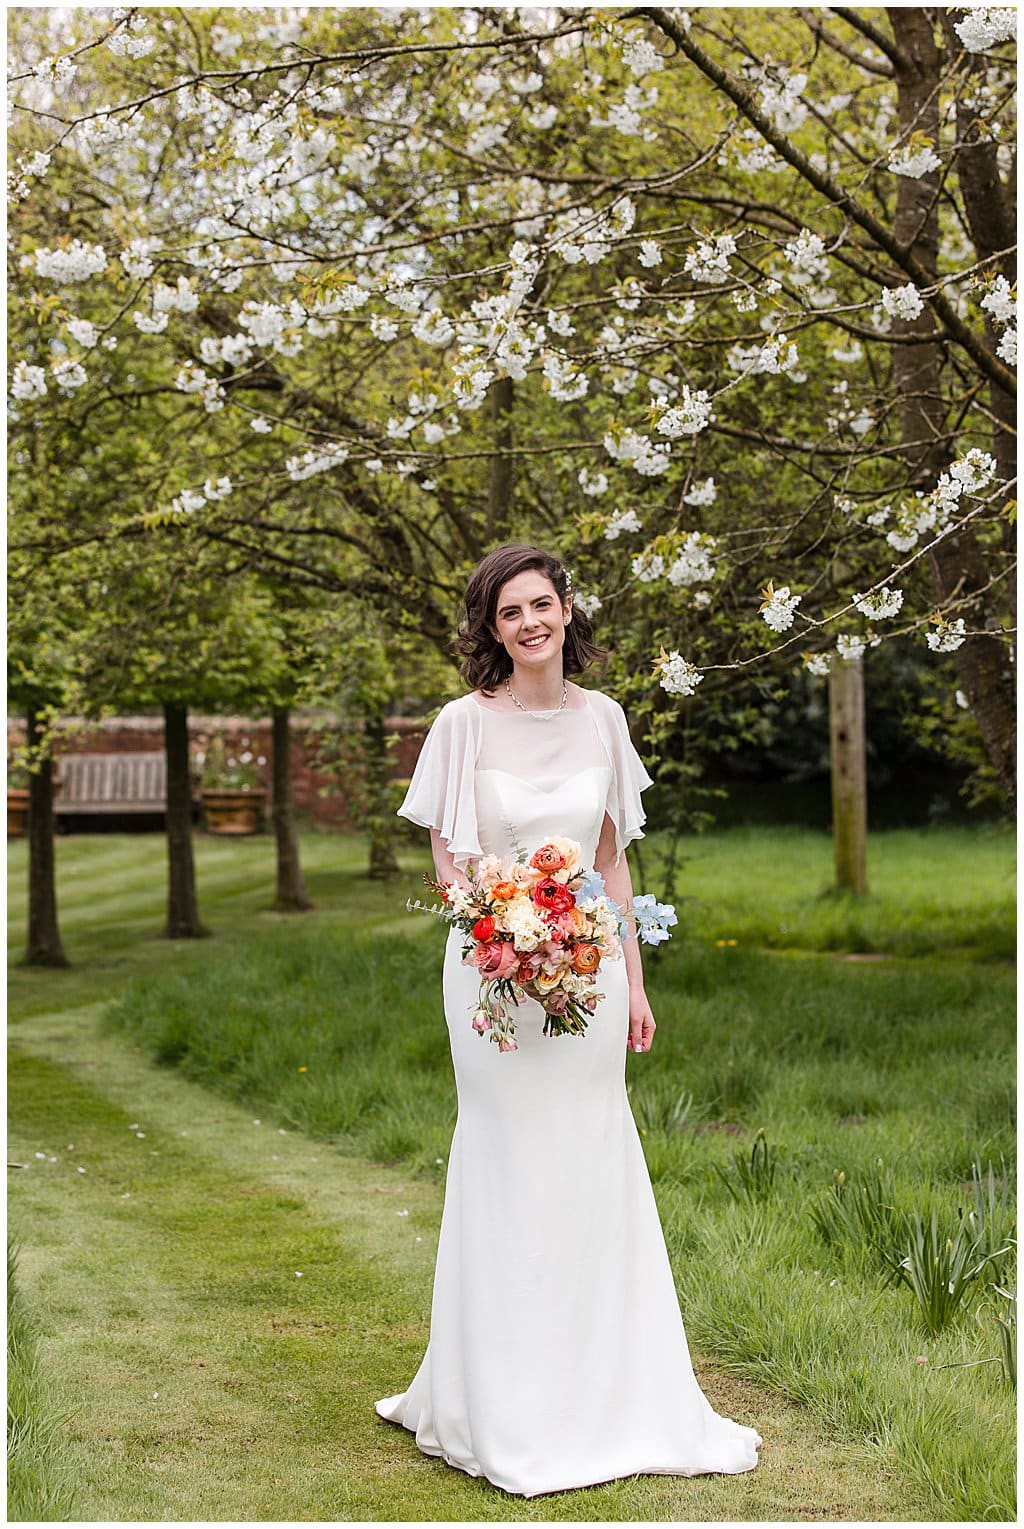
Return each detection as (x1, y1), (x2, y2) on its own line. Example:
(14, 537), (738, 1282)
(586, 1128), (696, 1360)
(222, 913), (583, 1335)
(452, 542), (605, 694)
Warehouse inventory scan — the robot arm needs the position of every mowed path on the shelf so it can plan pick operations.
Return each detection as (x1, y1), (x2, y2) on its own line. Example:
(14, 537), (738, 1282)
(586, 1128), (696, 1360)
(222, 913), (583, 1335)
(8, 1004), (922, 1522)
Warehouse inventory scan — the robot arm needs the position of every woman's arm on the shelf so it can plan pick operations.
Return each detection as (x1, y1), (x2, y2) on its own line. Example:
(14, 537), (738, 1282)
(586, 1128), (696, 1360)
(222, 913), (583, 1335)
(594, 813), (656, 1054)
(429, 827), (473, 892)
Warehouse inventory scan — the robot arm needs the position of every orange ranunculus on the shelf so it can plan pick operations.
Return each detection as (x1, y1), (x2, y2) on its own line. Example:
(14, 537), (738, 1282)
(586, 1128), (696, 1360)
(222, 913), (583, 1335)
(489, 880), (520, 903)
(530, 842), (568, 874)
(571, 943), (601, 975)
(568, 905), (589, 937)
(472, 915), (497, 942)
(532, 877), (575, 915)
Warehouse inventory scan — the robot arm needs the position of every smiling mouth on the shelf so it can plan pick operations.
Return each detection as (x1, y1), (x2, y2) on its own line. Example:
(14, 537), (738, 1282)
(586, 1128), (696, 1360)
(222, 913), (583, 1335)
(520, 634), (549, 648)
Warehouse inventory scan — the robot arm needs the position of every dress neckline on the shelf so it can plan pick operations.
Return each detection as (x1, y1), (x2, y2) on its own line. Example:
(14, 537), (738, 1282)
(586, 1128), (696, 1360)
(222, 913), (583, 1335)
(470, 687), (592, 718)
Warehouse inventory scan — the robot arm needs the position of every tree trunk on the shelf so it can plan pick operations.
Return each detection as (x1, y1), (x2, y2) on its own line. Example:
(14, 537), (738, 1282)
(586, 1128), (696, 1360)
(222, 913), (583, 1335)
(365, 709), (400, 880)
(163, 701), (206, 938)
(828, 656), (868, 895)
(24, 706), (69, 967)
(887, 7), (1015, 809)
(271, 706), (312, 911)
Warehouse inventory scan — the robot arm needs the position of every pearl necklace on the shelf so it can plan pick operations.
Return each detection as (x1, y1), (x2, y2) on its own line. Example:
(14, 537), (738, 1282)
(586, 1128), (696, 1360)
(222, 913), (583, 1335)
(505, 676), (568, 717)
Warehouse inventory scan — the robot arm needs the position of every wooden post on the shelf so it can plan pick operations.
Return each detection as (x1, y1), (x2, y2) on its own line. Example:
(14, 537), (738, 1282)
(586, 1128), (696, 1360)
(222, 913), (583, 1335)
(828, 653), (867, 895)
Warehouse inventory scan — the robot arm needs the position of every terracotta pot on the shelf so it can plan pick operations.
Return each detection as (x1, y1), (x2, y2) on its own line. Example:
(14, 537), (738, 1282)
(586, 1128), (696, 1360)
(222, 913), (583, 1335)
(200, 787), (266, 836)
(7, 787), (29, 837)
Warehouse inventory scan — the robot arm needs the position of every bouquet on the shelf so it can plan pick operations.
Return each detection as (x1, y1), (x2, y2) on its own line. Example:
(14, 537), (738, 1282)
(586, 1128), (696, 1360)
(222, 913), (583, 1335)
(410, 836), (677, 1053)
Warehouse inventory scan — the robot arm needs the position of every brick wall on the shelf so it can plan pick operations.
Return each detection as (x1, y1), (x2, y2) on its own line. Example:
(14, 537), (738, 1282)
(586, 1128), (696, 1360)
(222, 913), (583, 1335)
(7, 713), (428, 829)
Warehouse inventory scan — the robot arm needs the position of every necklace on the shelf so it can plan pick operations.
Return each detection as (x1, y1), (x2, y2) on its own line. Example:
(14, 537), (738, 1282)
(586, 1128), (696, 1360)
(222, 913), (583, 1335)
(505, 676), (568, 717)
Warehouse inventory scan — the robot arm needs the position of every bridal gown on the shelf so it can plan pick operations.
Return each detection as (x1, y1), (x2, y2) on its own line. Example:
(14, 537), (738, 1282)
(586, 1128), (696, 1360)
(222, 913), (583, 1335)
(375, 688), (762, 1497)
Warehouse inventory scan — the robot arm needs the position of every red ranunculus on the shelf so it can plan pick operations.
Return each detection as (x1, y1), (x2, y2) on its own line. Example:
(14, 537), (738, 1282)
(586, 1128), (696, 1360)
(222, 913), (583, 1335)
(472, 915), (497, 942)
(532, 877), (575, 916)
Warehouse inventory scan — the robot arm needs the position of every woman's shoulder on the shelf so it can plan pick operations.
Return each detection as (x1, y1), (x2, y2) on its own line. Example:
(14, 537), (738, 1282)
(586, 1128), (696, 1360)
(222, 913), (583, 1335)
(577, 686), (627, 722)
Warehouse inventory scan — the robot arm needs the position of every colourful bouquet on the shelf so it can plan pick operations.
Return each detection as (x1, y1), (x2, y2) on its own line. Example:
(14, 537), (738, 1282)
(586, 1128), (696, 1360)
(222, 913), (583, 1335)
(411, 836), (676, 1053)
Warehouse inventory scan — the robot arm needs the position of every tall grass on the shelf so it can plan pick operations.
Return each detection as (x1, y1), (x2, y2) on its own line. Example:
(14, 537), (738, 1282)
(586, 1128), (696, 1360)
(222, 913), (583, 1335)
(7, 1242), (78, 1521)
(9, 825), (1017, 1519)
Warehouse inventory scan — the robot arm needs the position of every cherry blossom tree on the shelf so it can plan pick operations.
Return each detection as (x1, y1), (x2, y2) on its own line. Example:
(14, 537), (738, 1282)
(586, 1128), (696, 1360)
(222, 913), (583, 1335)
(8, 6), (1016, 838)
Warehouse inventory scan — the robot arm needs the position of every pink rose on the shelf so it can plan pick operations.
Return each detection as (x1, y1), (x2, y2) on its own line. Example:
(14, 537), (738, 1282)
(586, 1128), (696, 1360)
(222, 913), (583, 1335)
(471, 1010), (492, 1034)
(472, 939), (519, 978)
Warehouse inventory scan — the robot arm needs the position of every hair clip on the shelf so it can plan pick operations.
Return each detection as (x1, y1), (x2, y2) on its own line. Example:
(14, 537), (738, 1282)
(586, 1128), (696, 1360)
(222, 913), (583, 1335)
(563, 567), (573, 594)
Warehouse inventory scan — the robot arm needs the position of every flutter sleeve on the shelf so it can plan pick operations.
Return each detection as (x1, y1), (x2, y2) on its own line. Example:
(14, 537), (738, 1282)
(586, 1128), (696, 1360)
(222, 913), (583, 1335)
(397, 697), (482, 870)
(591, 691), (655, 865)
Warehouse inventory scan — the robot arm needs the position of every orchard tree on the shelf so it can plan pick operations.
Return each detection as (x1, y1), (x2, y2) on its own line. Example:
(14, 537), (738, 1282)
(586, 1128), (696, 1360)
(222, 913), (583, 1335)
(8, 6), (1016, 859)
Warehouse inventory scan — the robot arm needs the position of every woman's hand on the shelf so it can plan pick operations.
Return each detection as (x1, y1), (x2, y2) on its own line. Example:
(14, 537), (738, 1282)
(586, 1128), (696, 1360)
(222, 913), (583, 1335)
(628, 991), (656, 1054)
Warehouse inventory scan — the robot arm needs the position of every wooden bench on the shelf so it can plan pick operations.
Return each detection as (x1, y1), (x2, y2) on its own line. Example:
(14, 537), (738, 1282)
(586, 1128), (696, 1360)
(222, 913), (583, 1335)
(54, 752), (193, 819)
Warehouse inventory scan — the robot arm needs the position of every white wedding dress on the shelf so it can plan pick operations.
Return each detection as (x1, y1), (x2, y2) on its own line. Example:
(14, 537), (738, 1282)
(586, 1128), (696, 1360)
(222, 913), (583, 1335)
(376, 688), (762, 1497)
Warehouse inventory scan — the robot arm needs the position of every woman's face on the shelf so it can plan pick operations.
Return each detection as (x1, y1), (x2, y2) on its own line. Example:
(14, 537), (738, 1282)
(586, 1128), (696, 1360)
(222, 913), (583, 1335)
(492, 568), (571, 672)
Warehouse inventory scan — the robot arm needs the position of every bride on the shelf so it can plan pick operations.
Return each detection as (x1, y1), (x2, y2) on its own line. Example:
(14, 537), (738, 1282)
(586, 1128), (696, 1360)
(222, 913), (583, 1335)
(375, 542), (762, 1497)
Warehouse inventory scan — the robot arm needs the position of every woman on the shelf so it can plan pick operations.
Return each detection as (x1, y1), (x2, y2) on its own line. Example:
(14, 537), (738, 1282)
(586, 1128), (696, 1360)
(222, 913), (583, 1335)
(376, 543), (761, 1497)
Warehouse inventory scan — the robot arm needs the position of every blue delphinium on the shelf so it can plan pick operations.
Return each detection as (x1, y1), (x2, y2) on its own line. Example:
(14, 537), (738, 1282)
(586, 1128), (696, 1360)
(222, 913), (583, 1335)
(632, 893), (679, 945)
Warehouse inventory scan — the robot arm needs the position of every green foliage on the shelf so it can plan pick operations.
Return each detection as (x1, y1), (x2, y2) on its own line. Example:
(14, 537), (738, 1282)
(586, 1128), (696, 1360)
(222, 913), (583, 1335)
(887, 1209), (1011, 1336)
(7, 1241), (77, 1520)
(808, 1160), (908, 1273)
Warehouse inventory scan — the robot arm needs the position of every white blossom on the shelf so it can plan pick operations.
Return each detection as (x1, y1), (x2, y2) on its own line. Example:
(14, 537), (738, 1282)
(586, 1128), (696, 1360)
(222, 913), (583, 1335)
(52, 359), (87, 391)
(881, 283), (926, 321)
(621, 35), (664, 75)
(638, 239), (662, 268)
(542, 352), (588, 401)
(805, 653), (831, 677)
(955, 690), (970, 710)
(34, 240), (107, 284)
(286, 445), (349, 481)
(107, 21), (154, 58)
(120, 238), (160, 280)
(693, 589), (712, 609)
(369, 314), (399, 342)
(996, 326), (1016, 365)
(133, 310), (169, 334)
(603, 428), (670, 476)
(953, 8), (1016, 52)
(153, 277), (199, 314)
(527, 104), (557, 131)
(683, 476), (717, 507)
(832, 340), (864, 364)
(784, 229), (830, 283)
(667, 532), (717, 587)
(758, 68), (808, 133)
(853, 586), (904, 620)
(654, 385), (715, 438)
(760, 582), (802, 633)
(547, 309), (576, 338)
(203, 476), (233, 501)
(632, 551), (665, 582)
(926, 618), (967, 652)
(251, 417), (274, 433)
(574, 591), (603, 618)
(979, 275), (1016, 324)
(171, 488), (207, 515)
(734, 128), (782, 174)
(66, 318), (99, 349)
(888, 141), (941, 178)
(578, 468), (609, 498)
(10, 361), (47, 401)
(604, 508), (643, 540)
(657, 650), (704, 697)
(412, 308), (455, 346)
(849, 407), (875, 436)
(684, 233), (736, 284)
(20, 150), (52, 179)
(34, 54), (78, 85)
(836, 633), (867, 662)
(451, 358), (494, 411)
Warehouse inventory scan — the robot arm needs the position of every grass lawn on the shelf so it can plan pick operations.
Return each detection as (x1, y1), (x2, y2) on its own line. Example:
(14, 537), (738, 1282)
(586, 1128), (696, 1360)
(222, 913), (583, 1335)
(7, 823), (1017, 1521)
